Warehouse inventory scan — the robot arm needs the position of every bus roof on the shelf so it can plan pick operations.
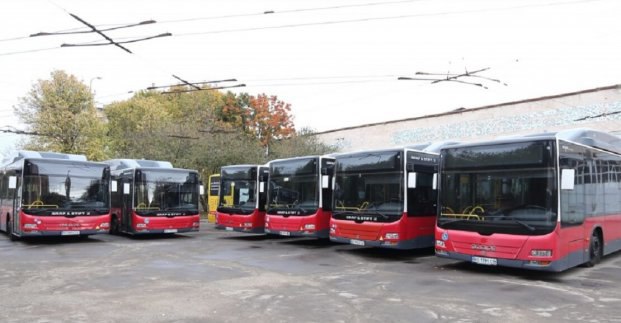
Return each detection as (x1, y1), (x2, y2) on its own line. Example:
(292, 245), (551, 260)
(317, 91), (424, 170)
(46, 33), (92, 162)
(1, 150), (88, 167)
(267, 155), (335, 166)
(446, 128), (621, 155)
(103, 159), (174, 171)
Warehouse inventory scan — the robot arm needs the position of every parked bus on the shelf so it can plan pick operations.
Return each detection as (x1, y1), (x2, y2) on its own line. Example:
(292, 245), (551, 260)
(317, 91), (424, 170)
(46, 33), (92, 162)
(435, 129), (621, 271)
(0, 151), (111, 240)
(330, 143), (452, 249)
(215, 164), (268, 233)
(104, 159), (202, 235)
(207, 174), (220, 223)
(265, 155), (335, 238)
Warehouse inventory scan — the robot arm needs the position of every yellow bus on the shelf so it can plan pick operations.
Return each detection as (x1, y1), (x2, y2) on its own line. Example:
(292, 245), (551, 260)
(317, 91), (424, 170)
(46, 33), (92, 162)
(207, 174), (220, 223)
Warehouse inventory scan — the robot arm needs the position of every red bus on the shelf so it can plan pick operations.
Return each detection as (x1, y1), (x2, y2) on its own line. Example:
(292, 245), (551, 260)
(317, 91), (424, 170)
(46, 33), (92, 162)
(265, 155), (335, 238)
(105, 159), (202, 235)
(330, 144), (447, 249)
(1, 151), (111, 240)
(216, 164), (269, 233)
(435, 129), (621, 271)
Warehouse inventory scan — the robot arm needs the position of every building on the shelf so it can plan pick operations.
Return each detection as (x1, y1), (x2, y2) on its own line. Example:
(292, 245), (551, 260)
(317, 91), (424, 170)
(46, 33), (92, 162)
(316, 84), (621, 152)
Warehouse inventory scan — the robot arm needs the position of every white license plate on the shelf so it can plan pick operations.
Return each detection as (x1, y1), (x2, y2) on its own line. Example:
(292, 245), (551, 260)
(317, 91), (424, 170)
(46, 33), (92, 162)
(61, 230), (80, 236)
(472, 256), (497, 266)
(225, 227), (233, 231)
(279, 231), (291, 236)
(350, 239), (365, 246)
(164, 229), (178, 233)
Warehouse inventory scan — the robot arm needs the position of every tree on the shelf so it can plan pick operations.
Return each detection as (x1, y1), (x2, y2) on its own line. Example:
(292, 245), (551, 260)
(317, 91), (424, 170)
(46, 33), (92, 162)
(14, 70), (108, 160)
(269, 127), (337, 158)
(246, 94), (295, 155)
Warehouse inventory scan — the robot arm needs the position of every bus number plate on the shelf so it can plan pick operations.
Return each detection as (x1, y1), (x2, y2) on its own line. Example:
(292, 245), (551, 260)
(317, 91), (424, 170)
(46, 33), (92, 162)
(350, 239), (365, 246)
(164, 229), (178, 233)
(61, 231), (80, 236)
(279, 231), (291, 236)
(472, 256), (497, 266)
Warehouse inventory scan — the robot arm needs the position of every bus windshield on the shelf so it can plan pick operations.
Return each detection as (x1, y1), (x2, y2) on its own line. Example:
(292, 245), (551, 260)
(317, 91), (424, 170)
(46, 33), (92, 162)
(333, 151), (404, 223)
(22, 160), (109, 213)
(438, 141), (558, 235)
(134, 170), (199, 212)
(219, 167), (257, 215)
(268, 157), (318, 216)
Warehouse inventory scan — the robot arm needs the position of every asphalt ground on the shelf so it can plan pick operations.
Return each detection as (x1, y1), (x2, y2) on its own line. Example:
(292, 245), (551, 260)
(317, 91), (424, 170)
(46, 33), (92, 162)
(1, 220), (620, 323)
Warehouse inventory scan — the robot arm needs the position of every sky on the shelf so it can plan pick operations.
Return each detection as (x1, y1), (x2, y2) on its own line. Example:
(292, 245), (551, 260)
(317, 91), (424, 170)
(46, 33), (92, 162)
(1, 0), (620, 158)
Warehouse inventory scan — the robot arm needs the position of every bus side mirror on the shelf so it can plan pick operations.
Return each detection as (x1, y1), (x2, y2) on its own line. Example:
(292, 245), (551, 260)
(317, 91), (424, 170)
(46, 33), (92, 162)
(322, 175), (330, 189)
(111, 180), (118, 192)
(408, 172), (417, 189)
(199, 185), (205, 196)
(561, 169), (575, 190)
(8, 176), (16, 189)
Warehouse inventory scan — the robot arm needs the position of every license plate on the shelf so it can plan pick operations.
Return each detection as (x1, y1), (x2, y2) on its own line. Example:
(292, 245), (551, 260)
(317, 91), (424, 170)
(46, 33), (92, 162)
(61, 231), (80, 236)
(472, 256), (497, 266)
(225, 227), (233, 231)
(350, 239), (365, 246)
(164, 229), (178, 233)
(279, 231), (291, 236)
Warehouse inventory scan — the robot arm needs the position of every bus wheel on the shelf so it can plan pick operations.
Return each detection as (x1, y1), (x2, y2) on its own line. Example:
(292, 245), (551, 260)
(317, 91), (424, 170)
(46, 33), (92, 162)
(586, 231), (603, 267)
(7, 218), (18, 242)
(110, 216), (119, 235)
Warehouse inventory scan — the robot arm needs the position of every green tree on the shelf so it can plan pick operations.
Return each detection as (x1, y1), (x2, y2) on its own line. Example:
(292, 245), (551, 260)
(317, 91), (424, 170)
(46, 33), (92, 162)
(269, 127), (337, 159)
(14, 70), (108, 160)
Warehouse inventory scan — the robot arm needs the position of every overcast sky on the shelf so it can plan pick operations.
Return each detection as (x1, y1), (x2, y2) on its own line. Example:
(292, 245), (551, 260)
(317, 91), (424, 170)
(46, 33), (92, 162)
(1, 0), (620, 158)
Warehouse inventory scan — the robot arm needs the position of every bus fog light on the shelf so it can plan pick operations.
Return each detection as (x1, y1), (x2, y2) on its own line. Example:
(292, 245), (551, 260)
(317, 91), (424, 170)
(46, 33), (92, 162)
(385, 233), (399, 240)
(436, 240), (446, 248)
(304, 224), (316, 230)
(530, 249), (552, 257)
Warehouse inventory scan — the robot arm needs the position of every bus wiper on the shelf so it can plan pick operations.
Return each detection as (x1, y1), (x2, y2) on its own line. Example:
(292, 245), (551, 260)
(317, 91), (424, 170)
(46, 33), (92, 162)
(220, 207), (243, 214)
(503, 217), (536, 232)
(438, 218), (471, 226)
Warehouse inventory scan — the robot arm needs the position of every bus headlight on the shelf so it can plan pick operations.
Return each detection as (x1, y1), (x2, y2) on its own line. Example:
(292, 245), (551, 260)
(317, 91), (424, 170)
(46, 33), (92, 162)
(243, 222), (253, 228)
(304, 224), (316, 230)
(385, 233), (399, 240)
(530, 249), (552, 257)
(436, 240), (446, 248)
(136, 223), (147, 228)
(24, 223), (38, 229)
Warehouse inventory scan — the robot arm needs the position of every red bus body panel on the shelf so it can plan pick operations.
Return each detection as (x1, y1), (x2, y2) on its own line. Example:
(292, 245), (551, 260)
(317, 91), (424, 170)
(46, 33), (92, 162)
(17, 210), (110, 237)
(435, 214), (621, 272)
(330, 213), (436, 249)
(216, 209), (265, 233)
(265, 208), (331, 238)
(130, 211), (200, 234)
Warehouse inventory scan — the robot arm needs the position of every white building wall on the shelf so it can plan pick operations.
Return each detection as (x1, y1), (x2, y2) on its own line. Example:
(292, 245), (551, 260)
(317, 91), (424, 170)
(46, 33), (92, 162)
(316, 85), (621, 152)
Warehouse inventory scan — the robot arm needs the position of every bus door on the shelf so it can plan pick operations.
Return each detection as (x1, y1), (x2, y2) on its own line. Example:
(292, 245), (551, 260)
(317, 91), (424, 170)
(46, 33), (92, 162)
(121, 176), (133, 232)
(9, 174), (19, 234)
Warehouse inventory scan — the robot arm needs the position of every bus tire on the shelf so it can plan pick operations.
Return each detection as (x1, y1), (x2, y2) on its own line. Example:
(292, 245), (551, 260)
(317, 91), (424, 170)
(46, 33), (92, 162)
(110, 216), (119, 235)
(586, 230), (603, 267)
(7, 217), (18, 242)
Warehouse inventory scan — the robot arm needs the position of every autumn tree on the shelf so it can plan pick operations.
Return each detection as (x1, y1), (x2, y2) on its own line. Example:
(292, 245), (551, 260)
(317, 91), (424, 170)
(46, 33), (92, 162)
(14, 70), (108, 160)
(245, 94), (295, 155)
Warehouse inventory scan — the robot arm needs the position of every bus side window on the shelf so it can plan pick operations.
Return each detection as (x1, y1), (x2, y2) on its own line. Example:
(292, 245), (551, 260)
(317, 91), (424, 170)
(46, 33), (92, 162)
(560, 156), (586, 225)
